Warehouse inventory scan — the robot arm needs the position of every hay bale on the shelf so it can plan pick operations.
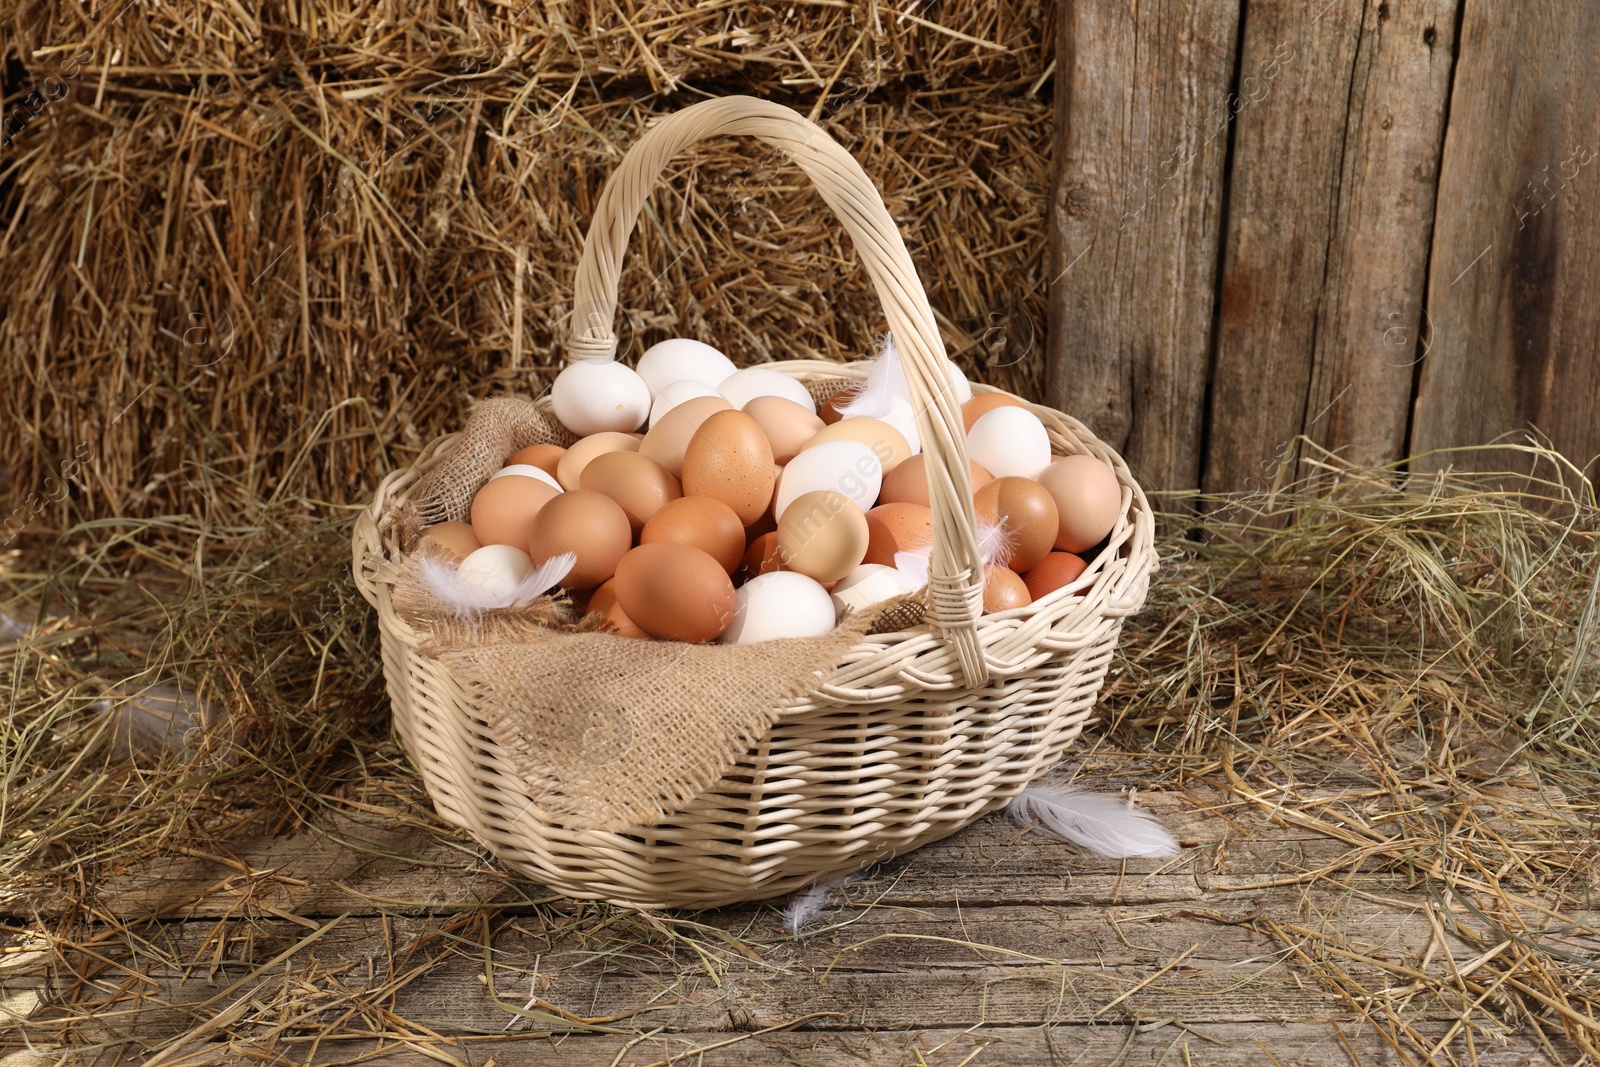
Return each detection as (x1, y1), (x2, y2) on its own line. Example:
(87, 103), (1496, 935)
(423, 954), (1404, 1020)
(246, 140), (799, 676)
(3, 1), (1055, 95)
(0, 75), (1049, 527)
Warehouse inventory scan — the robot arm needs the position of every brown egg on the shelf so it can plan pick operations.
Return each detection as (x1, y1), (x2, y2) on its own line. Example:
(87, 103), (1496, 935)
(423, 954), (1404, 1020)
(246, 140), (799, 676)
(1023, 552), (1088, 600)
(587, 577), (621, 617)
(526, 489), (632, 589)
(506, 443), (566, 479)
(863, 502), (933, 567)
(641, 496), (746, 575)
(470, 475), (561, 548)
(681, 410), (776, 526)
(555, 431), (640, 490)
(741, 531), (784, 580)
(800, 417), (912, 473)
(982, 564), (1032, 613)
(579, 450), (682, 535)
(777, 490), (869, 583)
(974, 477), (1059, 573)
(419, 521), (481, 559)
(1037, 454), (1122, 553)
(742, 465), (782, 540)
(819, 387), (854, 424)
(961, 392), (1027, 432)
(602, 601), (648, 638)
(639, 395), (732, 478)
(744, 395), (825, 465)
(746, 507), (777, 541)
(879, 454), (993, 508)
(614, 543), (737, 642)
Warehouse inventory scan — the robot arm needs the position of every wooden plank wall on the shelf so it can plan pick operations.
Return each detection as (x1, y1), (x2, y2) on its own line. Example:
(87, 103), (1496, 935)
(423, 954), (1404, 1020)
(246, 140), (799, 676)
(1411, 1), (1600, 474)
(1048, 0), (1600, 496)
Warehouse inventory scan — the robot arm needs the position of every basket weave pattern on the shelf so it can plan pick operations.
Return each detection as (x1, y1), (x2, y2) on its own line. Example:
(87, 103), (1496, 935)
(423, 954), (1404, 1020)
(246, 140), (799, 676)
(353, 99), (1156, 909)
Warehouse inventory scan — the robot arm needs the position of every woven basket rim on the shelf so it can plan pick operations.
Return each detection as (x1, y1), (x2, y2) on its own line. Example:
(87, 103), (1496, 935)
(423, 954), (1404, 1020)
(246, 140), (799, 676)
(352, 363), (1158, 710)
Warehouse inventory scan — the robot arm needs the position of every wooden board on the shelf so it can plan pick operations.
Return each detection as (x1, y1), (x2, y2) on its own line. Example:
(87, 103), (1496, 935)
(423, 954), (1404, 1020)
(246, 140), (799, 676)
(1410, 1), (1600, 480)
(186, 1025), (1581, 1067)
(1204, 1), (1368, 496)
(17, 790), (1415, 921)
(50, 901), (1434, 1035)
(3, 775), (1584, 1065)
(1046, 0), (1240, 495)
(1302, 0), (1461, 472)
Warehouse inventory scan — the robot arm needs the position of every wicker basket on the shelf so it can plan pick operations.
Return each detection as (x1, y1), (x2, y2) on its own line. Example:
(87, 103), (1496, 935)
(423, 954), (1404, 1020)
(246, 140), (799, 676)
(352, 96), (1157, 910)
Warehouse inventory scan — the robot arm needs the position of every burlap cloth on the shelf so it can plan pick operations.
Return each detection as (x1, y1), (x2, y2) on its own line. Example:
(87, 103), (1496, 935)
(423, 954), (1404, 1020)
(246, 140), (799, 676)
(389, 395), (926, 833)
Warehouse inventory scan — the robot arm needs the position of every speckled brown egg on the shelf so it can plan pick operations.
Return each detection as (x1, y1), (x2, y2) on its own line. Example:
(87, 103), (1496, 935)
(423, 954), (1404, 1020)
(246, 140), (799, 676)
(526, 489), (632, 589)
(579, 450), (682, 535)
(681, 410), (775, 526)
(974, 477), (1059, 572)
(506, 443), (566, 479)
(1023, 551), (1088, 600)
(776, 490), (869, 582)
(639, 395), (732, 478)
(863, 502), (933, 566)
(614, 542), (737, 642)
(982, 564), (1032, 613)
(961, 392), (1027, 432)
(744, 395), (825, 465)
(744, 465), (783, 540)
(879, 454), (993, 508)
(641, 495), (746, 575)
(470, 475), (561, 548)
(419, 521), (481, 560)
(555, 432), (640, 490)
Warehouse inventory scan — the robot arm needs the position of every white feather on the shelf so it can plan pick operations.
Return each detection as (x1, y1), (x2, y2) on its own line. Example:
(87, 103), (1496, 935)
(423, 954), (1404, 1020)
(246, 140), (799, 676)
(833, 334), (905, 420)
(1006, 781), (1180, 859)
(893, 515), (1013, 591)
(783, 870), (864, 934)
(95, 681), (226, 762)
(893, 546), (930, 589)
(0, 610), (29, 640)
(418, 551), (575, 619)
(975, 515), (1014, 568)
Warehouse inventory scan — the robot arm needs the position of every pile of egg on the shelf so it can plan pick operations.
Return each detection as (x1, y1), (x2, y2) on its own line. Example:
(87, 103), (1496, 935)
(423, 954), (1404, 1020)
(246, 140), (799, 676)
(419, 339), (1122, 644)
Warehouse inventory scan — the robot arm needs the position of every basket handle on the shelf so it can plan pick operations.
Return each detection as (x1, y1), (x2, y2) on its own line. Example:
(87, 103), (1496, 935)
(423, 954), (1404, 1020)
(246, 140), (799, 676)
(565, 96), (987, 686)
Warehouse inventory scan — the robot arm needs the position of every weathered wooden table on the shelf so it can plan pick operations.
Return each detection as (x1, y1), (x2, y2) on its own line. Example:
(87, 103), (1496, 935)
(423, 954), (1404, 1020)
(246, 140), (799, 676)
(3, 767), (1580, 1065)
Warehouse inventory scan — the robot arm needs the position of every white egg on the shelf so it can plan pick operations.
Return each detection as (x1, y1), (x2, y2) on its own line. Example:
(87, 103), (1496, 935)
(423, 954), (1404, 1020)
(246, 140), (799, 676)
(879, 395), (923, 456)
(831, 564), (916, 615)
(718, 367), (816, 413)
(550, 359), (651, 436)
(456, 544), (533, 599)
(721, 572), (836, 644)
(943, 359), (973, 405)
(490, 464), (563, 492)
(635, 339), (738, 396)
(648, 379), (722, 428)
(775, 439), (882, 520)
(966, 406), (1052, 480)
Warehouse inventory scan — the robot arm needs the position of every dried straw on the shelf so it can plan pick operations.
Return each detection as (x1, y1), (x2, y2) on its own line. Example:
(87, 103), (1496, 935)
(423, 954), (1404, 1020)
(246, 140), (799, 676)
(1, 35), (1050, 533)
(1, 444), (1596, 1062)
(4, 1), (1054, 97)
